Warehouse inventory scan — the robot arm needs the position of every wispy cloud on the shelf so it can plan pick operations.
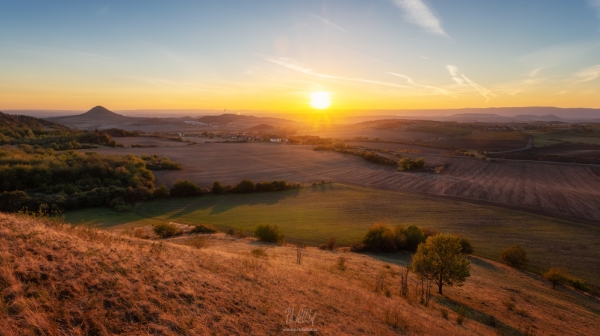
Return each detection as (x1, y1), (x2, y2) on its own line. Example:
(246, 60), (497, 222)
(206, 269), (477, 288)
(530, 67), (543, 77)
(588, 0), (600, 28)
(310, 14), (347, 33)
(387, 72), (456, 97)
(262, 56), (411, 89)
(574, 64), (600, 82)
(446, 64), (495, 102)
(392, 0), (448, 37)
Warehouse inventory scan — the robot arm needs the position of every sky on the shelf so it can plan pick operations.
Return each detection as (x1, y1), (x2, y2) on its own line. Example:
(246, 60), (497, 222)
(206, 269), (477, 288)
(1, 0), (600, 113)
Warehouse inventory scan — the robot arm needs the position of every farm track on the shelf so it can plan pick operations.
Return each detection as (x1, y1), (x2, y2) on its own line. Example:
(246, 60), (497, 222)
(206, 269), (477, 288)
(85, 142), (600, 223)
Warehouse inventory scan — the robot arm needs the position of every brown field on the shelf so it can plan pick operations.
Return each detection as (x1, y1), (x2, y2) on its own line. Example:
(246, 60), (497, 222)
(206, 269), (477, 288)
(2, 213), (599, 335)
(487, 144), (600, 164)
(299, 126), (440, 142)
(82, 143), (600, 223)
(348, 141), (450, 154)
(115, 136), (190, 147)
(300, 127), (528, 151)
(434, 139), (528, 151)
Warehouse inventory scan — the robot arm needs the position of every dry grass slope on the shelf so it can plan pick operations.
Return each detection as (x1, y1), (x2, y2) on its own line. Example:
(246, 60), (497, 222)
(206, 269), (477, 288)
(1, 213), (599, 335)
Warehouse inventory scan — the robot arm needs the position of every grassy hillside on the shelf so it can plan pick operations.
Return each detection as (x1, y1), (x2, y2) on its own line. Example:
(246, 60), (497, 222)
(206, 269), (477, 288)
(2, 212), (599, 335)
(65, 183), (600, 286)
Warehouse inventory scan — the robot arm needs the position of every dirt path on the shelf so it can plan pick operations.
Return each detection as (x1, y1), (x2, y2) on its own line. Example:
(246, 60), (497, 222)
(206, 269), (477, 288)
(489, 137), (532, 154)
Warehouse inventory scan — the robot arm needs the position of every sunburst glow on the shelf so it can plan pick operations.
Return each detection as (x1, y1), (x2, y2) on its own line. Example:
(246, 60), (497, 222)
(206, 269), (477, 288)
(309, 92), (331, 109)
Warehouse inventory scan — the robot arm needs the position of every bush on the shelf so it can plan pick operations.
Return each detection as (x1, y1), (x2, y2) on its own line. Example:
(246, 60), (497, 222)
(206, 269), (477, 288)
(543, 267), (590, 291)
(350, 242), (367, 252)
(398, 157), (426, 171)
(336, 256), (347, 271)
(500, 245), (528, 269)
(251, 248), (267, 258)
(363, 223), (396, 252)
(190, 224), (218, 234)
(459, 237), (474, 254)
(170, 180), (203, 197)
(319, 237), (337, 250)
(226, 228), (235, 236)
(153, 222), (181, 238)
(153, 185), (170, 199)
(253, 224), (284, 243)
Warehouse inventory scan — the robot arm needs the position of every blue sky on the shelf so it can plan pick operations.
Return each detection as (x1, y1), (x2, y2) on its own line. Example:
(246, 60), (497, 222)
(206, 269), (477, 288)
(1, 0), (600, 111)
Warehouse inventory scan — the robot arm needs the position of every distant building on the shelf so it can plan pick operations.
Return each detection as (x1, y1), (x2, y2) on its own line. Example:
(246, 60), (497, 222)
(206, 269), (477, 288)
(270, 138), (282, 143)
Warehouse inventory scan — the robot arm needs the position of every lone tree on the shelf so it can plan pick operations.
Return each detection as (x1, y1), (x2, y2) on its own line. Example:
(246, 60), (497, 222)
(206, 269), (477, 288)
(500, 245), (528, 269)
(411, 234), (471, 295)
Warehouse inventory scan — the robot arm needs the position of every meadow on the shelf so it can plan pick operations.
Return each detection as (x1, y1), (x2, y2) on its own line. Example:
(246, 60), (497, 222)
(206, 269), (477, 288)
(65, 183), (600, 286)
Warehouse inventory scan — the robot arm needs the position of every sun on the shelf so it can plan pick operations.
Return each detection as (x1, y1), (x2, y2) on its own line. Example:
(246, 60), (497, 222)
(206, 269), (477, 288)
(309, 92), (331, 109)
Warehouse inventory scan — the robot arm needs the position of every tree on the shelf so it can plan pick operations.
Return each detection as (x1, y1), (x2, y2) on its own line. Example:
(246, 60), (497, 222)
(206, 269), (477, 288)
(405, 225), (425, 251)
(170, 180), (202, 197)
(500, 245), (528, 269)
(411, 234), (471, 295)
(234, 179), (255, 193)
(212, 181), (225, 194)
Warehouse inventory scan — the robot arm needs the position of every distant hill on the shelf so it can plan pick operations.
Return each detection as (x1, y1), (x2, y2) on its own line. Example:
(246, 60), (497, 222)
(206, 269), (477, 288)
(246, 123), (277, 132)
(46, 106), (142, 130)
(0, 111), (68, 130)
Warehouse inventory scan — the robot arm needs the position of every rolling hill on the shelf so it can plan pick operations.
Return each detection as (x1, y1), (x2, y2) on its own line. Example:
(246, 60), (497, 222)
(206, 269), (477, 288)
(1, 213), (598, 335)
(45, 106), (142, 130)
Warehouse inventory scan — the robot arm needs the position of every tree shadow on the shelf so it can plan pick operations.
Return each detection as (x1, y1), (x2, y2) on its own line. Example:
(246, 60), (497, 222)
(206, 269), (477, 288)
(469, 256), (500, 272)
(436, 297), (527, 336)
(138, 188), (302, 220)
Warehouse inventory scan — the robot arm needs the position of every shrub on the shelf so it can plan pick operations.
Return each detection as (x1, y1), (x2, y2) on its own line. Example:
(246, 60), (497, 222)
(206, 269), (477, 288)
(153, 222), (181, 238)
(543, 268), (590, 291)
(440, 308), (449, 320)
(253, 224), (284, 243)
(226, 228), (235, 236)
(456, 306), (467, 325)
(170, 180), (203, 197)
(459, 237), (474, 254)
(350, 242), (367, 252)
(336, 257), (347, 271)
(319, 237), (337, 250)
(251, 248), (267, 258)
(363, 223), (396, 252)
(190, 224), (218, 234)
(234, 179), (255, 193)
(500, 245), (528, 269)
(398, 157), (426, 171)
(153, 185), (170, 199)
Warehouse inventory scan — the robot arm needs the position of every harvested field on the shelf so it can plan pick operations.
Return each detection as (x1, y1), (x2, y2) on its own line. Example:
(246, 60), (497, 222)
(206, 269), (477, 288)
(299, 127), (439, 142)
(82, 143), (600, 223)
(66, 184), (600, 285)
(115, 136), (189, 147)
(433, 139), (528, 151)
(348, 141), (449, 154)
(487, 143), (600, 164)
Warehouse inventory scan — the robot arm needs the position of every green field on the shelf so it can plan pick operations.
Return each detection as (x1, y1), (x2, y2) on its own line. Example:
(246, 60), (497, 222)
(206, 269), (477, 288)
(529, 131), (600, 147)
(66, 183), (600, 285)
